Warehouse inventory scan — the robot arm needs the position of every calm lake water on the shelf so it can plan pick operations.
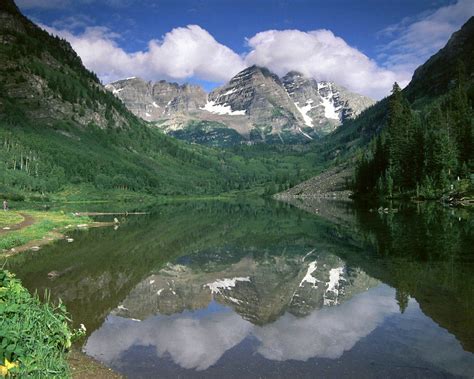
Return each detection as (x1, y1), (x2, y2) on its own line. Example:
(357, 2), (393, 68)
(6, 199), (474, 378)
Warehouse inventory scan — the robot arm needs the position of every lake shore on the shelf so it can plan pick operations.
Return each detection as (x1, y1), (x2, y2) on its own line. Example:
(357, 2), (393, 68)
(0, 209), (113, 257)
(68, 349), (123, 379)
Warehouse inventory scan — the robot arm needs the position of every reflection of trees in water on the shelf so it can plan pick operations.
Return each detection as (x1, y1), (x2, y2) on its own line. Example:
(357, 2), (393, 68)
(354, 202), (471, 261)
(347, 202), (474, 352)
(7, 200), (474, 353)
(280, 197), (474, 352)
(5, 201), (329, 332)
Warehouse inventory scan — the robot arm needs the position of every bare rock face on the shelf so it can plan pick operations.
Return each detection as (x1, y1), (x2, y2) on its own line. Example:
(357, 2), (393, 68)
(105, 78), (207, 121)
(282, 71), (375, 135)
(275, 163), (354, 201)
(205, 66), (304, 138)
(107, 66), (374, 145)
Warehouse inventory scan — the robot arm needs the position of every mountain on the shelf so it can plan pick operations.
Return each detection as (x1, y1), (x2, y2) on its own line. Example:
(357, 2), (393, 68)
(107, 66), (374, 146)
(1, 0), (312, 198)
(282, 71), (374, 133)
(404, 16), (474, 104)
(285, 16), (474, 200)
(0, 0), (132, 129)
(105, 78), (207, 120)
(204, 65), (305, 142)
(327, 16), (474, 153)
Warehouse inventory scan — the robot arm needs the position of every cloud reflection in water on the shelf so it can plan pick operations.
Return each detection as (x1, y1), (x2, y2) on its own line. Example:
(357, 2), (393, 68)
(85, 285), (398, 370)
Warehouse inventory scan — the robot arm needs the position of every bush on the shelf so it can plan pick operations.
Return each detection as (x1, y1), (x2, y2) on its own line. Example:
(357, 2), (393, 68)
(0, 270), (84, 377)
(28, 195), (50, 202)
(0, 193), (25, 202)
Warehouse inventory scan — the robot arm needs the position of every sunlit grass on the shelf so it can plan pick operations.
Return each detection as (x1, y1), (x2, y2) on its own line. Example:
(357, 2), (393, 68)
(0, 212), (24, 228)
(0, 211), (90, 251)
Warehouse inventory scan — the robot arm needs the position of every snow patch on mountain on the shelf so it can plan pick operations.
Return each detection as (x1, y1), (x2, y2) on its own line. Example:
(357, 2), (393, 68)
(105, 84), (123, 95)
(221, 88), (239, 96)
(201, 100), (246, 116)
(294, 100), (314, 127)
(320, 96), (339, 120)
(317, 82), (341, 120)
(298, 128), (313, 140)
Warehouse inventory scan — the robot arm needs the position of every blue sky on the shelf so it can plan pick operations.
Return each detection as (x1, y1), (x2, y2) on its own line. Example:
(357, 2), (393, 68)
(17, 0), (474, 98)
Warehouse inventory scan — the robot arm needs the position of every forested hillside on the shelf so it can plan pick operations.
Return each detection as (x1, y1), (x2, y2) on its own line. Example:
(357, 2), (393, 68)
(325, 17), (474, 156)
(0, 0), (321, 199)
(1, 0), (472, 202)
(328, 18), (473, 200)
(353, 76), (472, 199)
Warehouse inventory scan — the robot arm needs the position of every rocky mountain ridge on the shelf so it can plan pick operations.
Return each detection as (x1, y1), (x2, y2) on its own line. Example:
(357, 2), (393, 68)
(105, 78), (207, 121)
(107, 66), (374, 145)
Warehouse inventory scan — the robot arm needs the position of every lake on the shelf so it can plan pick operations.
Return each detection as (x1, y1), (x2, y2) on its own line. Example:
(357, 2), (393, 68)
(6, 199), (474, 378)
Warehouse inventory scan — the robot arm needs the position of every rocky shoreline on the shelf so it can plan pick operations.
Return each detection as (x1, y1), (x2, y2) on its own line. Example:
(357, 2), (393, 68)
(274, 163), (354, 201)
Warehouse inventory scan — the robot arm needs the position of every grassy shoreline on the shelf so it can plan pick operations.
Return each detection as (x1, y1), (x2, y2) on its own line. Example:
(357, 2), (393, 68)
(0, 213), (24, 228)
(0, 191), (266, 255)
(0, 205), (127, 377)
(0, 210), (91, 255)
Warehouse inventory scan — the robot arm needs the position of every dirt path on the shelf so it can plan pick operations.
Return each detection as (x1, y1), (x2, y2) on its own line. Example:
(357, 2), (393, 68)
(0, 213), (35, 235)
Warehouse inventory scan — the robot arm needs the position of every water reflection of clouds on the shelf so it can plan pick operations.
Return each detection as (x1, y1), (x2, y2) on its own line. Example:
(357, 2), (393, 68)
(85, 285), (398, 370)
(85, 311), (252, 370)
(255, 286), (398, 361)
(85, 285), (474, 376)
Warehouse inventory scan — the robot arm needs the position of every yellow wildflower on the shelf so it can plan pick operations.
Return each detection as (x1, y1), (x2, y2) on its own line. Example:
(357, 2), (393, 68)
(0, 358), (19, 377)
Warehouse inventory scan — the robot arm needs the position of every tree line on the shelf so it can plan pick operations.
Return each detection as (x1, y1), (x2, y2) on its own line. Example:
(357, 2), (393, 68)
(353, 69), (472, 199)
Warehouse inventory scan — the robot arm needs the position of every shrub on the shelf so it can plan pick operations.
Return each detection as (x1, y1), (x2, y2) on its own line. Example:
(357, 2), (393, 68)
(0, 270), (84, 377)
(0, 193), (24, 202)
(28, 195), (50, 202)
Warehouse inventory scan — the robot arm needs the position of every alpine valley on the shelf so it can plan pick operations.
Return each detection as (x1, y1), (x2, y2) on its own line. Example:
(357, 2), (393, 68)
(0, 0), (472, 202)
(0, 0), (325, 198)
(1, 0), (474, 378)
(106, 66), (374, 146)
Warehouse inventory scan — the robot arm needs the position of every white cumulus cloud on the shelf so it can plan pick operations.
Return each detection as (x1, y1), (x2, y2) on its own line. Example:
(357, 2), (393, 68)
(38, 0), (473, 99)
(146, 25), (246, 82)
(42, 24), (246, 85)
(83, 284), (474, 376)
(41, 23), (405, 99)
(85, 311), (252, 371)
(244, 29), (406, 99)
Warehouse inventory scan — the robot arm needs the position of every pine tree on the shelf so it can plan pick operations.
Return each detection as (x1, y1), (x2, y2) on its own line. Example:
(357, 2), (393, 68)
(424, 106), (458, 186)
(386, 83), (416, 192)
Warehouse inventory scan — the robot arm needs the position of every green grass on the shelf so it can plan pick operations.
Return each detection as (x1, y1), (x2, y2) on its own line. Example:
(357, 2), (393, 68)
(0, 211), (90, 252)
(0, 270), (84, 377)
(0, 212), (24, 228)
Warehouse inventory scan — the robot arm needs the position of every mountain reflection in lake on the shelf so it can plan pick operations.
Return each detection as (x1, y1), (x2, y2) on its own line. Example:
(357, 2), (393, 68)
(7, 200), (474, 378)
